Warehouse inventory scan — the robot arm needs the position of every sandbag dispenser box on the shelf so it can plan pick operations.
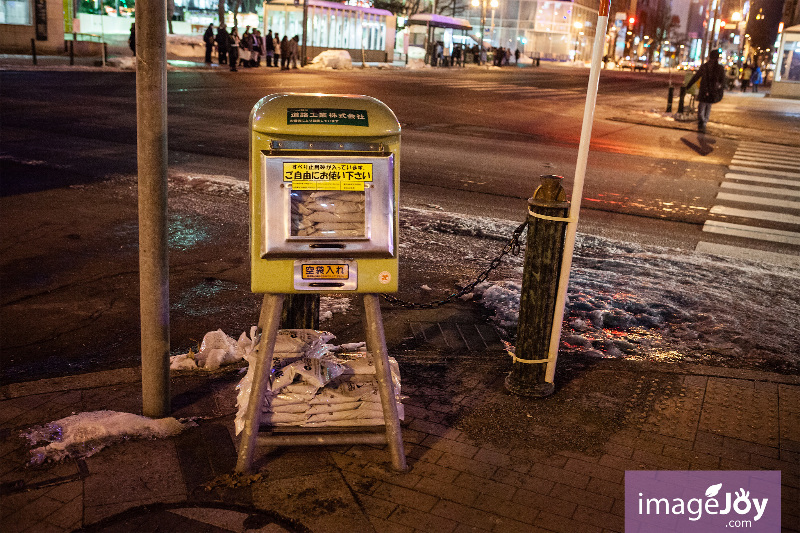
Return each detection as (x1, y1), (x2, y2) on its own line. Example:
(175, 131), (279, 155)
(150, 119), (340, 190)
(250, 94), (400, 293)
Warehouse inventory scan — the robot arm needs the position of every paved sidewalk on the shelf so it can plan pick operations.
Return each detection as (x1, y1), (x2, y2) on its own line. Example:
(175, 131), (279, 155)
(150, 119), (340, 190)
(2, 348), (799, 532)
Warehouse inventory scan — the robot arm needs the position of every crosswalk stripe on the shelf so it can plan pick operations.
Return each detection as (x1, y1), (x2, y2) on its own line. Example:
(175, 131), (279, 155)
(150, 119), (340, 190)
(726, 173), (800, 187)
(716, 191), (800, 209)
(728, 165), (800, 178)
(720, 182), (800, 197)
(702, 220), (800, 245)
(695, 241), (800, 267)
(738, 142), (799, 154)
(733, 151), (800, 164)
(709, 205), (800, 224)
(730, 159), (800, 170)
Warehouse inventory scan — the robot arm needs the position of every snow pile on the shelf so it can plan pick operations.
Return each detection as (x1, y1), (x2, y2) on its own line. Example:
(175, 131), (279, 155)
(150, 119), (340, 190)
(406, 58), (428, 70)
(22, 411), (188, 465)
(320, 296), (352, 322)
(170, 328), (258, 371)
(166, 34), (205, 58)
(307, 50), (353, 70)
(235, 330), (402, 434)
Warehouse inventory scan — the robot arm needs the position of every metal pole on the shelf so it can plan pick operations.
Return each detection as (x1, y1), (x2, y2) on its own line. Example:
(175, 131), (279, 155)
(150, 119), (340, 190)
(363, 294), (407, 471)
(666, 86), (674, 112)
(69, 39), (74, 65)
(31, 38), (37, 65)
(301, 0), (308, 66)
(544, 0), (609, 384)
(236, 293), (285, 473)
(136, 0), (171, 418)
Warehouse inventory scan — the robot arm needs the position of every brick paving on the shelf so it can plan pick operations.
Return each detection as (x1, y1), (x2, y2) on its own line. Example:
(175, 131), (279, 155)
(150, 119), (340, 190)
(1, 358), (798, 532)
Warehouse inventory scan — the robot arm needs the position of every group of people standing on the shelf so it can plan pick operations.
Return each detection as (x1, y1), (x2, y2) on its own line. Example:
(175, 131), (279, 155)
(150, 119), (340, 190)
(203, 23), (300, 72)
(738, 62), (763, 93)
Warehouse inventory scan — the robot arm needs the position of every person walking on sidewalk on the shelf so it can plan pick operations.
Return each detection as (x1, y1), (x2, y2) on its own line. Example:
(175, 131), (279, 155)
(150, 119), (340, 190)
(203, 23), (215, 64)
(685, 50), (725, 134)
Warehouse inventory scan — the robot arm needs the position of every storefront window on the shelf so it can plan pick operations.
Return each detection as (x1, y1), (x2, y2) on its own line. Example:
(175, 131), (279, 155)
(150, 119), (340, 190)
(780, 41), (800, 81)
(1, 0), (32, 25)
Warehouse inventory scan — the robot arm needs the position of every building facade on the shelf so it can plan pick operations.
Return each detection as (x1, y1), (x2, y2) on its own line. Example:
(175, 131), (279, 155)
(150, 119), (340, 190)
(464, 0), (599, 61)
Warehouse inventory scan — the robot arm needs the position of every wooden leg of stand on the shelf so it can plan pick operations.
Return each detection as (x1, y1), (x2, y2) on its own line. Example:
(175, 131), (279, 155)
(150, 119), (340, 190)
(236, 293), (285, 473)
(363, 294), (407, 471)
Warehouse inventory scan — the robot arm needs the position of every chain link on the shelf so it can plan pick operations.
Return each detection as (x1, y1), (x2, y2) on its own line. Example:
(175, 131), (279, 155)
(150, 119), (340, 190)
(381, 220), (528, 309)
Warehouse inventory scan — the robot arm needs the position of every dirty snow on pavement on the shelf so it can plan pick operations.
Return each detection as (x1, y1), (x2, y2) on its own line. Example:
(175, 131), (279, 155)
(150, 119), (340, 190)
(22, 411), (190, 465)
(398, 207), (800, 374)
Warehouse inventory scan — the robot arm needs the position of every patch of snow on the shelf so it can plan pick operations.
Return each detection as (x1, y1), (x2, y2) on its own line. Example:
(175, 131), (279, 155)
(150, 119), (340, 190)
(320, 296), (352, 323)
(22, 411), (189, 464)
(306, 50), (353, 70)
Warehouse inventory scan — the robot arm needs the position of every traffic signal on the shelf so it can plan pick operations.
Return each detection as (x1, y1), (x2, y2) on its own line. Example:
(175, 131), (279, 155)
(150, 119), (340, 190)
(628, 16), (635, 24)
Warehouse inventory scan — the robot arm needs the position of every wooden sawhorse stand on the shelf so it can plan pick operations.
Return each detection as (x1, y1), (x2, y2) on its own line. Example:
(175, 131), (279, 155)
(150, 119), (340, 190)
(235, 293), (407, 473)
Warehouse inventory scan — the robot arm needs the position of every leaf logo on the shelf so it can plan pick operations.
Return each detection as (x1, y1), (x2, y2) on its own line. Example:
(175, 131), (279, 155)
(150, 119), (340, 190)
(706, 483), (723, 498)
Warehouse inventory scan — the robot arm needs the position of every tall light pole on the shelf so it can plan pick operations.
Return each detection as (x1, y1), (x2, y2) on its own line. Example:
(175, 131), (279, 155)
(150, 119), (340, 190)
(472, 0), (498, 64)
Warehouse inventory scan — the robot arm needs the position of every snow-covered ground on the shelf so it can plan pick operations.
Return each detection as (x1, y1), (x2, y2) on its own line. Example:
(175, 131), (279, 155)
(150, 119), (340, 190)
(398, 207), (799, 373)
(167, 172), (800, 374)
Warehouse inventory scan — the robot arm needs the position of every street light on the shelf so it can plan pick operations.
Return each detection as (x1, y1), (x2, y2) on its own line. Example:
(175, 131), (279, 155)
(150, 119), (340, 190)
(472, 0), (498, 64)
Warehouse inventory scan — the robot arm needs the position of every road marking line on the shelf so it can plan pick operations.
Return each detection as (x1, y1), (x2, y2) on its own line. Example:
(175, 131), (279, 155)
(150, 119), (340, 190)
(702, 220), (800, 245)
(695, 241), (800, 267)
(720, 182), (800, 197)
(731, 159), (800, 170)
(716, 192), (800, 210)
(728, 165), (800, 178)
(726, 173), (800, 186)
(733, 151), (800, 164)
(738, 142), (799, 154)
(709, 205), (800, 224)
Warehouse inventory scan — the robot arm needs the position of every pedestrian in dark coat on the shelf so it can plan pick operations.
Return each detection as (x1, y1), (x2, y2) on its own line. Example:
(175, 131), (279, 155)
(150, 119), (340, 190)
(228, 28), (240, 71)
(280, 36), (290, 69)
(289, 35), (299, 68)
(216, 24), (229, 65)
(685, 49), (725, 133)
(203, 24), (214, 64)
(129, 23), (135, 56)
(265, 30), (275, 66)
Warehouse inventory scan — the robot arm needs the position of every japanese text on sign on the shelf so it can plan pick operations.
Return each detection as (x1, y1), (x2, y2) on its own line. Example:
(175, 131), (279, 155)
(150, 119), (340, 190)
(284, 162), (373, 191)
(287, 108), (369, 127)
(301, 264), (350, 280)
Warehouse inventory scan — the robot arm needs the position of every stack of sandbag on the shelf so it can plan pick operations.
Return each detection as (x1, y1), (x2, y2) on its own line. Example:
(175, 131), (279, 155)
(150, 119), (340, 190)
(235, 330), (402, 434)
(264, 351), (403, 428)
(290, 191), (365, 237)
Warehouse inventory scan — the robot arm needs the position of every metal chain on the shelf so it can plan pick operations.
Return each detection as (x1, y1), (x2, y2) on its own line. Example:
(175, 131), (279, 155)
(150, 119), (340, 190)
(382, 220), (529, 309)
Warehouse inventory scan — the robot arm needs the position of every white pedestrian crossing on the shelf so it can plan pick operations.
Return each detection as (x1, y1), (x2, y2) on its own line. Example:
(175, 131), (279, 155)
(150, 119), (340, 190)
(720, 181), (800, 198)
(408, 77), (580, 98)
(697, 141), (800, 264)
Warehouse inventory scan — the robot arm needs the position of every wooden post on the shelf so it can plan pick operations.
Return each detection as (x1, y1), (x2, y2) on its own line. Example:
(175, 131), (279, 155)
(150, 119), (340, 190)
(505, 175), (569, 397)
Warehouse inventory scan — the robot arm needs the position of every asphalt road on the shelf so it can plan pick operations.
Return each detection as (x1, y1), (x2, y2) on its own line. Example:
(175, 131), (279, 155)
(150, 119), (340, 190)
(1, 65), (796, 255)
